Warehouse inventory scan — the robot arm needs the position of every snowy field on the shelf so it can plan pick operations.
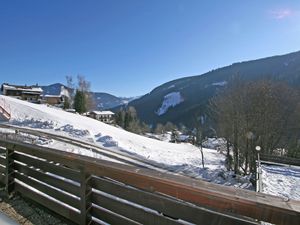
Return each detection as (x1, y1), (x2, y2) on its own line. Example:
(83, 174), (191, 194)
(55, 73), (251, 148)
(0, 95), (252, 189)
(262, 164), (300, 200)
(1, 95), (300, 201)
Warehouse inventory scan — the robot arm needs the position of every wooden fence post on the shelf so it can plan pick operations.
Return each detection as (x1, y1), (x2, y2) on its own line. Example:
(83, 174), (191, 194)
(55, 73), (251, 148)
(5, 147), (14, 196)
(80, 167), (92, 225)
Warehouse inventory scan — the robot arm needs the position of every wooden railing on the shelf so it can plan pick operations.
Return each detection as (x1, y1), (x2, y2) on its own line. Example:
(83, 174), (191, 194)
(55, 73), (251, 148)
(0, 138), (299, 225)
(0, 98), (11, 120)
(261, 153), (300, 166)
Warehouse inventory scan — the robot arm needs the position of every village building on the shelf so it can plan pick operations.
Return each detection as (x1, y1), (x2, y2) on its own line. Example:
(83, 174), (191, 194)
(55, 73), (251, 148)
(89, 111), (115, 124)
(43, 95), (65, 105)
(1, 83), (43, 103)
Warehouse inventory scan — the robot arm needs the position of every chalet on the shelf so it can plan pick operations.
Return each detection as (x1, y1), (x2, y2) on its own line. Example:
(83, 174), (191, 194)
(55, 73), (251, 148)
(43, 95), (65, 105)
(1, 83), (43, 103)
(89, 111), (115, 124)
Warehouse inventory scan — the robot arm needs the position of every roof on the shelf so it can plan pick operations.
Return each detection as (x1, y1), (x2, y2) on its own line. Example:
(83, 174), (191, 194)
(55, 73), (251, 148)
(44, 95), (62, 98)
(90, 110), (115, 115)
(2, 83), (43, 93)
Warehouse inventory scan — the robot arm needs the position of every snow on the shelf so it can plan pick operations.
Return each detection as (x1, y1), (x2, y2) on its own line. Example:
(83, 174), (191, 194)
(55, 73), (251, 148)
(212, 81), (227, 86)
(60, 86), (70, 98)
(167, 84), (175, 89)
(4, 95), (300, 200)
(0, 95), (252, 188)
(156, 92), (184, 116)
(202, 138), (226, 150)
(91, 111), (114, 115)
(2, 84), (43, 93)
(261, 164), (300, 200)
(41, 84), (70, 98)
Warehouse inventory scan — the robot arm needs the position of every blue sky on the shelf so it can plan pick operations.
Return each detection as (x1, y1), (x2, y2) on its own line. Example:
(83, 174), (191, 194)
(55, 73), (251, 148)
(0, 1), (300, 96)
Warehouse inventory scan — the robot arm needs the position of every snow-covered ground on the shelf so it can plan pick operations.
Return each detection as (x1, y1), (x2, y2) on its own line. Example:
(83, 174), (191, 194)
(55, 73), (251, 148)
(261, 164), (300, 200)
(3, 95), (300, 200)
(0, 95), (252, 189)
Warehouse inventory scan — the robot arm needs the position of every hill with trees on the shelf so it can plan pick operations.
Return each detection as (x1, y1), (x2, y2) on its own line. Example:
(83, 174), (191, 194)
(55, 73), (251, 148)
(122, 50), (300, 129)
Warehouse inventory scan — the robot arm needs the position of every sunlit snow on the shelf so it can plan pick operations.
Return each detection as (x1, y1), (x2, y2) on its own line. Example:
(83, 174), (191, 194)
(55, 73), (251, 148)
(156, 92), (184, 116)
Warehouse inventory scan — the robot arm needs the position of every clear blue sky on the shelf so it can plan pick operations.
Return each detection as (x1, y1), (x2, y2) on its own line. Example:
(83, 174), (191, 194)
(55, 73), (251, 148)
(0, 1), (299, 96)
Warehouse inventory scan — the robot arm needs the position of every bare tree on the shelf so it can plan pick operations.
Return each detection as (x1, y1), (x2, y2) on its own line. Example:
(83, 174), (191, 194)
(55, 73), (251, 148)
(66, 75), (95, 113)
(210, 77), (300, 175)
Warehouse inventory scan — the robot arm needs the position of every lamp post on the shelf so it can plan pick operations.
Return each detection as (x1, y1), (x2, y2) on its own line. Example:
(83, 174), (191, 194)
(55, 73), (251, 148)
(255, 145), (262, 192)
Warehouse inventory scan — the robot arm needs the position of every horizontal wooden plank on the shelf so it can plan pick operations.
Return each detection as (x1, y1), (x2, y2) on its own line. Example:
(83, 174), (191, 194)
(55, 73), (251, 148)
(0, 156), (6, 167)
(92, 191), (183, 225)
(14, 162), (80, 196)
(261, 154), (300, 166)
(85, 162), (300, 225)
(91, 205), (140, 225)
(2, 139), (300, 225)
(0, 144), (6, 151)
(15, 172), (80, 209)
(14, 182), (81, 224)
(91, 176), (257, 225)
(6, 141), (85, 170)
(0, 173), (5, 184)
(0, 165), (5, 174)
(13, 152), (81, 182)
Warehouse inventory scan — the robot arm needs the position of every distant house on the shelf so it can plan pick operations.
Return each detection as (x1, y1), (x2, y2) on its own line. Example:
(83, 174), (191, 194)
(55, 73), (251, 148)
(89, 111), (115, 124)
(43, 95), (64, 105)
(1, 83), (43, 103)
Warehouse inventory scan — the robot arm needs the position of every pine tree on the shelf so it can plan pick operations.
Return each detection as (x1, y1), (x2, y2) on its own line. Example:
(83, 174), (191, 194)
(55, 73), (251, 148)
(74, 90), (87, 114)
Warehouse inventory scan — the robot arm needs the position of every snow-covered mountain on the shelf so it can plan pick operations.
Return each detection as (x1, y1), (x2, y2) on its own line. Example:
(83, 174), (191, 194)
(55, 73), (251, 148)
(41, 83), (135, 110)
(124, 50), (300, 127)
(91, 92), (135, 110)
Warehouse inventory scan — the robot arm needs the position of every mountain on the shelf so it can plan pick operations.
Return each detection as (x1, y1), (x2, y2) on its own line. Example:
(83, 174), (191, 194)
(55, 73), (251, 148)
(41, 83), (68, 96)
(124, 50), (300, 127)
(91, 92), (134, 110)
(41, 83), (135, 110)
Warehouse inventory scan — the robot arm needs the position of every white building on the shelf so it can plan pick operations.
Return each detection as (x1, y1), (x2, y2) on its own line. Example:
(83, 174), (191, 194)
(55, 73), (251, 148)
(1, 83), (43, 103)
(89, 111), (115, 124)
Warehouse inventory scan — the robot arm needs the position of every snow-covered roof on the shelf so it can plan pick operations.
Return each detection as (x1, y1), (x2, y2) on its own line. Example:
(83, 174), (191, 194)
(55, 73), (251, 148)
(91, 110), (115, 115)
(2, 83), (43, 93)
(44, 95), (62, 98)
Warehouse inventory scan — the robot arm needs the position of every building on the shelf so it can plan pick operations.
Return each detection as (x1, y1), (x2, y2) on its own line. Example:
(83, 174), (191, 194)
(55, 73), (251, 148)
(1, 83), (43, 103)
(89, 111), (115, 124)
(43, 95), (64, 105)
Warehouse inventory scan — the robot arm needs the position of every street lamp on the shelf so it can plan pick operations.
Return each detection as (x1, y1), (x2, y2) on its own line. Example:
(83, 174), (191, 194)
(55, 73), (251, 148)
(255, 145), (262, 192)
(256, 145), (261, 161)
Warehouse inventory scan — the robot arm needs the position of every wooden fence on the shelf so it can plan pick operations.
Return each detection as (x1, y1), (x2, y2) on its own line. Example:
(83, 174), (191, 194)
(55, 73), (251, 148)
(261, 153), (300, 167)
(0, 139), (299, 225)
(0, 98), (11, 120)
